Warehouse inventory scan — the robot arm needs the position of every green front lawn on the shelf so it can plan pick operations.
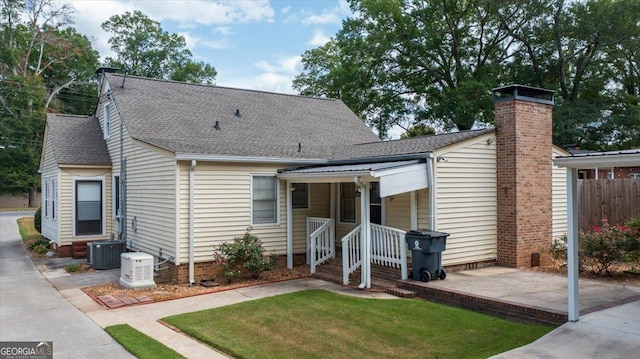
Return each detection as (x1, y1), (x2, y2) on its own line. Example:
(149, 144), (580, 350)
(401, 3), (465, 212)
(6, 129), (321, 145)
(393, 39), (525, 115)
(105, 324), (185, 359)
(17, 217), (40, 241)
(163, 289), (552, 359)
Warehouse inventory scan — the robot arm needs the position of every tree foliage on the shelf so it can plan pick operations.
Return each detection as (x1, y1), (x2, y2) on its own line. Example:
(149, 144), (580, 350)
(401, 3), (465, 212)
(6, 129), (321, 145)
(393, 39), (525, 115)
(0, 0), (99, 196)
(102, 10), (217, 84)
(400, 124), (436, 139)
(294, 0), (640, 148)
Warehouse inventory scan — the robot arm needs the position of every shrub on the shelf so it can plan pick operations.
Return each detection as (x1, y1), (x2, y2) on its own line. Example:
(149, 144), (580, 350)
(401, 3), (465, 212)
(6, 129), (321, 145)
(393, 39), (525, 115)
(212, 228), (276, 283)
(65, 264), (81, 273)
(622, 217), (640, 268)
(580, 219), (630, 275)
(28, 238), (50, 255)
(34, 207), (42, 233)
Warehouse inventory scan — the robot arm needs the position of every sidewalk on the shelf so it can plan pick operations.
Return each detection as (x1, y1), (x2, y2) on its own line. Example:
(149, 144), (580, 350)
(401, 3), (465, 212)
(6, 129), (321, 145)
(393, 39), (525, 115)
(61, 278), (398, 359)
(0, 212), (134, 359)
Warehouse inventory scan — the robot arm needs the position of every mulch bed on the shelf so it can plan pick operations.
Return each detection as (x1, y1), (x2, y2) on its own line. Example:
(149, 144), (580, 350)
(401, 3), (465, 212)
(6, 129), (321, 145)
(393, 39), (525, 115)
(528, 263), (640, 287)
(82, 266), (311, 309)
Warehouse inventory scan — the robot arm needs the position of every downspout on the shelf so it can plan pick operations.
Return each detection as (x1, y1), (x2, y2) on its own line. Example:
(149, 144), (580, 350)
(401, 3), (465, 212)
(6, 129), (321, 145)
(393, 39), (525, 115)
(354, 176), (368, 289)
(427, 153), (436, 230)
(188, 160), (197, 285)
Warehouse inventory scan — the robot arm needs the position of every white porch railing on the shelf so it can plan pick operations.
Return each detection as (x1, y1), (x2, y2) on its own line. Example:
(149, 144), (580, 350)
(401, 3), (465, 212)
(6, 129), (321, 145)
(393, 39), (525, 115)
(307, 217), (335, 274)
(341, 225), (362, 285)
(370, 224), (408, 280)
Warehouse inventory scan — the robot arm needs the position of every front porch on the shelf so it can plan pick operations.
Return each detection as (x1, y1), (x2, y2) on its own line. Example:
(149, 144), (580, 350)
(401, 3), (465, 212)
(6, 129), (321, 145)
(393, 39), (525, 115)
(279, 159), (434, 289)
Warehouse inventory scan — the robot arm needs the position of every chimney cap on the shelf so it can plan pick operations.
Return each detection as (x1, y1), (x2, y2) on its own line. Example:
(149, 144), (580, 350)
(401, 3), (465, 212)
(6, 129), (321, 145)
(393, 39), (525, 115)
(95, 67), (119, 76)
(492, 84), (555, 106)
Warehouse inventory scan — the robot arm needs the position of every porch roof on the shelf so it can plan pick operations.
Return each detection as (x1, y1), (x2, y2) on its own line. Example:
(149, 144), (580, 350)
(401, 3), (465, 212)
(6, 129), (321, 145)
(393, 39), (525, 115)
(278, 159), (428, 197)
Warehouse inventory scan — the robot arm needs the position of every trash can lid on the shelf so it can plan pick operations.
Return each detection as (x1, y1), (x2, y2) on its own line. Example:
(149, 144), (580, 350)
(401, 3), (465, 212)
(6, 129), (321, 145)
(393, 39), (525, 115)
(407, 229), (450, 238)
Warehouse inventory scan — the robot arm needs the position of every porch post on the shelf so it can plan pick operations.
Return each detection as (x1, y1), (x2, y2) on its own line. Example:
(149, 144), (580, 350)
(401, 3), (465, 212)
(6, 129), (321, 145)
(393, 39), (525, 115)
(330, 183), (336, 258)
(286, 181), (293, 269)
(358, 180), (371, 289)
(567, 168), (579, 321)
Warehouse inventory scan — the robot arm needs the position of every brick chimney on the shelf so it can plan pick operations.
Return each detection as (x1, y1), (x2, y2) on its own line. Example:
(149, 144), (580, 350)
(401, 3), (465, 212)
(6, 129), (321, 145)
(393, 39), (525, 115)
(493, 85), (555, 267)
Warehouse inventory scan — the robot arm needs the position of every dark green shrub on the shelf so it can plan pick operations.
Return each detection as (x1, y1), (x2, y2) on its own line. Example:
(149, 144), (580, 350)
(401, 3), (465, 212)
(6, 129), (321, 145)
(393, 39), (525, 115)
(213, 228), (277, 283)
(34, 207), (42, 233)
(28, 238), (50, 255)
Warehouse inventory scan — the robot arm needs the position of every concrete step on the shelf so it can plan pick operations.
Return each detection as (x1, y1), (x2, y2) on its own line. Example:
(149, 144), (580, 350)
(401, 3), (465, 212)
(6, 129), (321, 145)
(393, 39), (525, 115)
(312, 271), (344, 285)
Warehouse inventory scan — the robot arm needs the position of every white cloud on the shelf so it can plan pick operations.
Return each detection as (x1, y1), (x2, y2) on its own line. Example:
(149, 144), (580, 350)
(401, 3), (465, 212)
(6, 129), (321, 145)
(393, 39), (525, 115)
(179, 32), (200, 52)
(200, 39), (230, 50)
(281, 6), (292, 14)
(301, 11), (340, 25)
(217, 55), (302, 93)
(308, 29), (330, 47)
(212, 26), (234, 35)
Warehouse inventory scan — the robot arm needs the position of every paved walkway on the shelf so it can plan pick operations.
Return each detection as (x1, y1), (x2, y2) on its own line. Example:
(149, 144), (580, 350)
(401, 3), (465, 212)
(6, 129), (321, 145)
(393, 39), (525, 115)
(0, 212), (134, 359)
(3, 213), (640, 358)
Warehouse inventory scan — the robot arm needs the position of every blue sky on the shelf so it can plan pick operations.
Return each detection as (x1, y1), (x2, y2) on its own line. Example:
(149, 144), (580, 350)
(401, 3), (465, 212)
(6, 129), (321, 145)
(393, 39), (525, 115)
(68, 0), (351, 93)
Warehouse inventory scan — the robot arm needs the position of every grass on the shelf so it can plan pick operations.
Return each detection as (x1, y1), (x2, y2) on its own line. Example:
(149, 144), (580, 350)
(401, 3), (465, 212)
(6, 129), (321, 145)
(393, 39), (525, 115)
(163, 289), (553, 359)
(105, 324), (186, 359)
(17, 217), (40, 241)
(64, 264), (81, 273)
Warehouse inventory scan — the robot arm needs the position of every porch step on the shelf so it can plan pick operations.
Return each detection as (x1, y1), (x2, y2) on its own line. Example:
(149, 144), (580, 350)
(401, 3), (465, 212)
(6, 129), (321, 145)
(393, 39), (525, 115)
(312, 271), (344, 285)
(386, 287), (416, 298)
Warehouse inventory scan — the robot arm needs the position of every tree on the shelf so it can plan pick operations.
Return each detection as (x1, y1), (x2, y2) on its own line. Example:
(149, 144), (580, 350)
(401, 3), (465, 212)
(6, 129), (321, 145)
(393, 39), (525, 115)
(102, 10), (217, 84)
(295, 0), (640, 149)
(294, 0), (511, 136)
(400, 124), (436, 139)
(0, 0), (99, 201)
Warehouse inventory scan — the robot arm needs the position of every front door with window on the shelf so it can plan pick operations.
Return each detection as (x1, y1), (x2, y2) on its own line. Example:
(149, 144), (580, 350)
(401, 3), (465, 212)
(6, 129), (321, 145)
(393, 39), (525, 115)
(370, 182), (382, 225)
(76, 181), (102, 235)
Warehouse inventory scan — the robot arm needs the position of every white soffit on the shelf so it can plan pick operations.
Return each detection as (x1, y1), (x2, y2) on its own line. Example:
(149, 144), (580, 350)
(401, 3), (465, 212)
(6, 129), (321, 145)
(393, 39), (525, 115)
(554, 150), (640, 168)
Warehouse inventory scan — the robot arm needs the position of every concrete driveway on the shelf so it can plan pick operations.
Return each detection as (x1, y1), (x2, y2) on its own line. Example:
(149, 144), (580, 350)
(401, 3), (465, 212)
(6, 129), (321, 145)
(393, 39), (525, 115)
(0, 212), (133, 359)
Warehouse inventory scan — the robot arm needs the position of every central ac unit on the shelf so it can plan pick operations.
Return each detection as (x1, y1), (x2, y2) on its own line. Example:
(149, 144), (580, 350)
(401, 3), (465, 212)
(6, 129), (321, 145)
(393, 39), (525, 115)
(119, 252), (156, 289)
(88, 240), (126, 270)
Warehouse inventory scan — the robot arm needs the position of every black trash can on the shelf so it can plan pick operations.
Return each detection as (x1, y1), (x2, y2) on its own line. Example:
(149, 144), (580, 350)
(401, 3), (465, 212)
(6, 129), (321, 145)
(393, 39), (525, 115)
(406, 230), (449, 282)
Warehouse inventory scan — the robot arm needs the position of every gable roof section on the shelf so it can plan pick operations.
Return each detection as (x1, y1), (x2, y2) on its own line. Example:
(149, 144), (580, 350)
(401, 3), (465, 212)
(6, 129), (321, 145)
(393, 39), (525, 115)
(105, 74), (381, 159)
(46, 114), (111, 166)
(331, 128), (495, 161)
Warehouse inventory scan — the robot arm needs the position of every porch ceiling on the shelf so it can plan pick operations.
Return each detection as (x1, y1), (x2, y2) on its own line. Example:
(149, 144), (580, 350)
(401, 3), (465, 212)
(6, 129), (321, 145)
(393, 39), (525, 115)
(278, 159), (428, 197)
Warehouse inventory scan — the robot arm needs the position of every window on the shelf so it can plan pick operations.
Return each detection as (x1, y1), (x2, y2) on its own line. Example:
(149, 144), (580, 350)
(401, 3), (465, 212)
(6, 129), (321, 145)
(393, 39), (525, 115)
(51, 180), (56, 220)
(340, 182), (356, 223)
(252, 175), (278, 225)
(103, 102), (110, 139)
(630, 173), (640, 179)
(43, 181), (49, 218)
(75, 180), (103, 235)
(113, 175), (120, 218)
(370, 182), (382, 225)
(292, 183), (309, 209)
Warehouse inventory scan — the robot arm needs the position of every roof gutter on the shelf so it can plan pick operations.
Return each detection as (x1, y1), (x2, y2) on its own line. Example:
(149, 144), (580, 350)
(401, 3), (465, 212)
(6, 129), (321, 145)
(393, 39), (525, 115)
(327, 153), (430, 166)
(175, 153), (327, 165)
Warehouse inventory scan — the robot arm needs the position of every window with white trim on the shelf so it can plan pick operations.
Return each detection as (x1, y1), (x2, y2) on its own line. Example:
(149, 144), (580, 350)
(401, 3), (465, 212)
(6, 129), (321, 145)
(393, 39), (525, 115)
(103, 102), (110, 139)
(75, 180), (103, 235)
(252, 175), (278, 225)
(51, 180), (56, 220)
(292, 183), (309, 209)
(44, 181), (49, 218)
(630, 173), (640, 179)
(340, 182), (356, 223)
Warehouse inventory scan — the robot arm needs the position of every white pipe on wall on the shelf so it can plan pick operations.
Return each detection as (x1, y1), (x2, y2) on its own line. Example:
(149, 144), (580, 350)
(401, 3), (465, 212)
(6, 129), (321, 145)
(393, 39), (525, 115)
(188, 160), (197, 285)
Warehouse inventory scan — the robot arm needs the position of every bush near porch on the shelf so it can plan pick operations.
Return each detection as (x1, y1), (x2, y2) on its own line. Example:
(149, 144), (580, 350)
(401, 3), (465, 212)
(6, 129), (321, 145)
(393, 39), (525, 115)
(162, 290), (553, 359)
(548, 217), (640, 275)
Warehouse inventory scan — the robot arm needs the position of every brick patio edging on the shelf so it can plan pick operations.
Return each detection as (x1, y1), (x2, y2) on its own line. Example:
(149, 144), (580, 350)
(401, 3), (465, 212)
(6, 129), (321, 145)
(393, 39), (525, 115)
(398, 280), (568, 326)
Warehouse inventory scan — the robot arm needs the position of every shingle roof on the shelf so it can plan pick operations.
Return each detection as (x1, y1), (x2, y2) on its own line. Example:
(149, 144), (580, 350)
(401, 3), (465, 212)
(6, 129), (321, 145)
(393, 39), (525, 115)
(330, 128), (495, 161)
(105, 74), (381, 159)
(46, 114), (111, 165)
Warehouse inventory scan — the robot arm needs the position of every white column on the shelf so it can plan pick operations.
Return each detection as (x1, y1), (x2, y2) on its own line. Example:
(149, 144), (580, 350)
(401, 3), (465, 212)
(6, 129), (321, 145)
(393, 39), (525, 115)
(286, 181), (293, 269)
(363, 182), (371, 288)
(567, 168), (580, 321)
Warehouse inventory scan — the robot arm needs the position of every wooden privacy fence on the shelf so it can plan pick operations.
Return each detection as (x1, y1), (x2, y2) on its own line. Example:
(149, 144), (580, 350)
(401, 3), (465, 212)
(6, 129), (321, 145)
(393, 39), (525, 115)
(578, 179), (640, 231)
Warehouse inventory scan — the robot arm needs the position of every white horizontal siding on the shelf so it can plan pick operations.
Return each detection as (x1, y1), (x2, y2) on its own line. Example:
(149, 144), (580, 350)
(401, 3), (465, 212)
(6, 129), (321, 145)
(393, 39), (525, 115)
(97, 87), (176, 259)
(58, 168), (112, 246)
(40, 134), (59, 243)
(178, 162), (290, 264)
(385, 192), (411, 231)
(416, 188), (430, 229)
(435, 134), (497, 266)
(552, 147), (568, 238)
